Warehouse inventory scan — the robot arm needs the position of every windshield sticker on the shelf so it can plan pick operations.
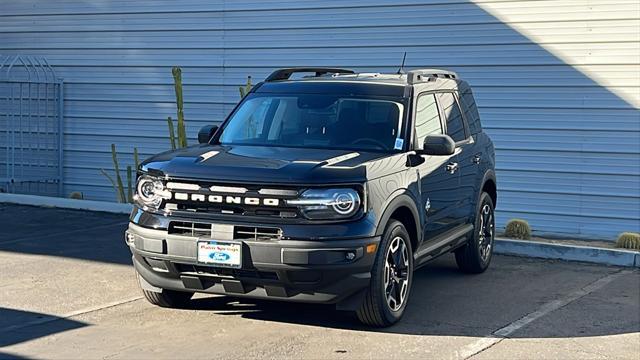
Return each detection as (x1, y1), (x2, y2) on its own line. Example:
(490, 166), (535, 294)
(394, 138), (404, 150)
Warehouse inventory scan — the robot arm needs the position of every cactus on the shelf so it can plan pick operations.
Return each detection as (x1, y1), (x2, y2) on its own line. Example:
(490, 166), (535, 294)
(133, 147), (140, 170)
(616, 232), (640, 250)
(126, 166), (133, 203)
(172, 66), (188, 148)
(102, 68), (249, 202)
(239, 76), (255, 136)
(167, 116), (177, 150)
(504, 219), (531, 240)
(239, 75), (252, 98)
(110, 144), (126, 203)
(100, 168), (121, 202)
(100, 145), (138, 203)
(69, 191), (84, 200)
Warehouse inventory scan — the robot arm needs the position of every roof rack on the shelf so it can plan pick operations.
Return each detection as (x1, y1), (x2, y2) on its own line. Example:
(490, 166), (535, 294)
(265, 67), (355, 82)
(406, 68), (458, 84)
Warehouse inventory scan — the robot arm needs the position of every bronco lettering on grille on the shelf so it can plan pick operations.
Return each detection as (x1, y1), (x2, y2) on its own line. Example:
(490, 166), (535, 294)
(173, 192), (280, 206)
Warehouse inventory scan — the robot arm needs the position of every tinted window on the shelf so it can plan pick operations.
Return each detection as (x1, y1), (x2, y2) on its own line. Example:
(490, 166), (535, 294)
(460, 87), (481, 134)
(437, 93), (466, 142)
(414, 94), (442, 149)
(219, 94), (404, 152)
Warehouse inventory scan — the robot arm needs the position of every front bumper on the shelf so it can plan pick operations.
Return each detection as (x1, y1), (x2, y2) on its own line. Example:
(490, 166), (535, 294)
(126, 222), (380, 304)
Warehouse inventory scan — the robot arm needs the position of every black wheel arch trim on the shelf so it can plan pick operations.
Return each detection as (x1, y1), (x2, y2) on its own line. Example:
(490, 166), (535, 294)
(375, 190), (423, 248)
(479, 170), (497, 201)
(472, 170), (497, 223)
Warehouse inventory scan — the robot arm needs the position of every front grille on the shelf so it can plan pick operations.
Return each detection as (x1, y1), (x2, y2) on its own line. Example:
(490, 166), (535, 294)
(168, 221), (212, 237)
(234, 225), (281, 241)
(162, 180), (300, 219)
(168, 221), (281, 241)
(176, 263), (279, 280)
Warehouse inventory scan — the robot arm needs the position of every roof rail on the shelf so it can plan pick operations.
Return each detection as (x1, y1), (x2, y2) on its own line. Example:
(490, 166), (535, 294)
(406, 68), (458, 84)
(265, 67), (355, 82)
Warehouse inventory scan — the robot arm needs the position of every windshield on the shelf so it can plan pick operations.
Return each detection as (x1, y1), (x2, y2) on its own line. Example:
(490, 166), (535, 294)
(218, 94), (406, 152)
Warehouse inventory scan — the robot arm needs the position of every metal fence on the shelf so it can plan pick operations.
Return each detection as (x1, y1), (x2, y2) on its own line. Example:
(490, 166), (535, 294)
(0, 55), (63, 196)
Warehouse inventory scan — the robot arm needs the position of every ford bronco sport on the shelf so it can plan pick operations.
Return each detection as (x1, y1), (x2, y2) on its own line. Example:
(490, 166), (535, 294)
(126, 67), (497, 327)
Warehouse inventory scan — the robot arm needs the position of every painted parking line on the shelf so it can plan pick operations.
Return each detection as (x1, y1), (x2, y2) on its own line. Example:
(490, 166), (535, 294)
(457, 269), (632, 359)
(0, 296), (143, 333)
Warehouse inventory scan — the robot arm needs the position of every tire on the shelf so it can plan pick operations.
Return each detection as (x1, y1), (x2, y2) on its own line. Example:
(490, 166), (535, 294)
(137, 272), (193, 308)
(455, 192), (495, 274)
(357, 220), (414, 327)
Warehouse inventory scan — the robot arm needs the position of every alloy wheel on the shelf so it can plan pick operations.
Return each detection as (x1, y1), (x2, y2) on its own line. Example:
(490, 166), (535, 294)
(384, 236), (410, 312)
(478, 203), (494, 262)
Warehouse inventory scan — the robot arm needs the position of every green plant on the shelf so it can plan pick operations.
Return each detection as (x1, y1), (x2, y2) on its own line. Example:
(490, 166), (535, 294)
(239, 75), (252, 98)
(167, 116), (177, 150)
(126, 166), (133, 203)
(101, 69), (253, 202)
(134, 147), (140, 169)
(504, 219), (531, 240)
(102, 67), (189, 202)
(171, 66), (188, 148)
(238, 76), (256, 136)
(110, 144), (125, 202)
(100, 144), (138, 203)
(68, 191), (84, 200)
(616, 232), (640, 250)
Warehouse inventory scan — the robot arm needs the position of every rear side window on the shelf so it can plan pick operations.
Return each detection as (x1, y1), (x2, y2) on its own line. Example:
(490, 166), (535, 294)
(437, 93), (467, 142)
(459, 87), (482, 135)
(414, 94), (442, 148)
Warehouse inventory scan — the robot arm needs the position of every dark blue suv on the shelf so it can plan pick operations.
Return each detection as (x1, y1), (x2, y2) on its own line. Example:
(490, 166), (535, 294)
(126, 68), (497, 327)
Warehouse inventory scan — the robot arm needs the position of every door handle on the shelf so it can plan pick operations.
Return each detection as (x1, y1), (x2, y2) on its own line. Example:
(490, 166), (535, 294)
(473, 154), (482, 164)
(446, 162), (458, 174)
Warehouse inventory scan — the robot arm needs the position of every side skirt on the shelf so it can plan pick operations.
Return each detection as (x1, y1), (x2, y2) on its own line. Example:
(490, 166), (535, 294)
(413, 224), (474, 269)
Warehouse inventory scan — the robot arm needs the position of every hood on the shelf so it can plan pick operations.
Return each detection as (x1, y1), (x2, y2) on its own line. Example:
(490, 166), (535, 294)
(141, 144), (397, 185)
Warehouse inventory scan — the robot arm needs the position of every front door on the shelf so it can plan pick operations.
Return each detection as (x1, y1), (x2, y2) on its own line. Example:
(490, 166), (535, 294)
(413, 93), (461, 243)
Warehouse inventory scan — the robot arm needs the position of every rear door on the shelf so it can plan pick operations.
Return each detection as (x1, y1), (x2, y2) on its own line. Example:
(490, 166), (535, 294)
(436, 92), (475, 226)
(413, 93), (461, 242)
(456, 88), (485, 224)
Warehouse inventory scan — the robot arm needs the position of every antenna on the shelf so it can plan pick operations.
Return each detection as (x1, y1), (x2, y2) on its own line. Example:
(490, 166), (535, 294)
(397, 52), (407, 74)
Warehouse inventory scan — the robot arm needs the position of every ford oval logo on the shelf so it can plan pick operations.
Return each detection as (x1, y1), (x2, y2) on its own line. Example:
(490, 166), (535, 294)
(209, 252), (230, 261)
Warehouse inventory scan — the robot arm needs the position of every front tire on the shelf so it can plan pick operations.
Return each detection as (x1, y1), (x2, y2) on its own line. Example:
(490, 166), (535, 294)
(137, 272), (194, 308)
(455, 192), (495, 273)
(357, 220), (413, 327)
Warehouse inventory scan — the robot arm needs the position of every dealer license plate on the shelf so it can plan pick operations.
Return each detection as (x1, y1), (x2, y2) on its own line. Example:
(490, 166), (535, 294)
(197, 241), (242, 268)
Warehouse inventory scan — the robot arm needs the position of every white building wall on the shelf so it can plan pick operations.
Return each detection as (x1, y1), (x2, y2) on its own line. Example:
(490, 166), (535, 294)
(0, 0), (638, 238)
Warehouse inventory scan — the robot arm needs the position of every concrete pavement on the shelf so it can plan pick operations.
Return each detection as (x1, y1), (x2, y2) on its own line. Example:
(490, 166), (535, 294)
(1, 204), (638, 359)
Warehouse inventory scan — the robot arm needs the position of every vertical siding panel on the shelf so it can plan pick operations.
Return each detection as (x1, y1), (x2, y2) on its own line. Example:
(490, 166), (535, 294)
(0, 0), (638, 239)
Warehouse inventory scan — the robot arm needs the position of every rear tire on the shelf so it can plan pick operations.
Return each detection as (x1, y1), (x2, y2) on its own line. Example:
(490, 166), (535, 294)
(455, 192), (495, 274)
(137, 273), (193, 308)
(357, 220), (413, 327)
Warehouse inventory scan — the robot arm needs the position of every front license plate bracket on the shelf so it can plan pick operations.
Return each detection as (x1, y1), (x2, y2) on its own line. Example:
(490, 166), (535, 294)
(197, 240), (242, 268)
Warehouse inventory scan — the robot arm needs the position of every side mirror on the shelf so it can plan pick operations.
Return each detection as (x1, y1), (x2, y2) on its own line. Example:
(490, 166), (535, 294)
(198, 125), (218, 144)
(419, 134), (455, 156)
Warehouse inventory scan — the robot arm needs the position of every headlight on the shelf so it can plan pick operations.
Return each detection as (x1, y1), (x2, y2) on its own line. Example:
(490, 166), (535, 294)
(134, 175), (168, 209)
(287, 188), (361, 220)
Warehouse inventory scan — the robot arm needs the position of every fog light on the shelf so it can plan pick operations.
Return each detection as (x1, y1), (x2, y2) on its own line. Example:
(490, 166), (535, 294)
(125, 232), (135, 246)
(345, 251), (356, 261)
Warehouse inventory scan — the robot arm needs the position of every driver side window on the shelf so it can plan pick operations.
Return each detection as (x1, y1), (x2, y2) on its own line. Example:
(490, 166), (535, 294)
(414, 93), (443, 149)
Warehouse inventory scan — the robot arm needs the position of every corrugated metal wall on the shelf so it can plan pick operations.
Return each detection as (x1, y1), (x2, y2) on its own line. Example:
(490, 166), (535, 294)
(1, 0), (638, 239)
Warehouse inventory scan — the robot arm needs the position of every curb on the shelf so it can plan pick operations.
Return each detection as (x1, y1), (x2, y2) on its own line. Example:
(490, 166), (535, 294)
(495, 238), (639, 268)
(0, 193), (132, 214)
